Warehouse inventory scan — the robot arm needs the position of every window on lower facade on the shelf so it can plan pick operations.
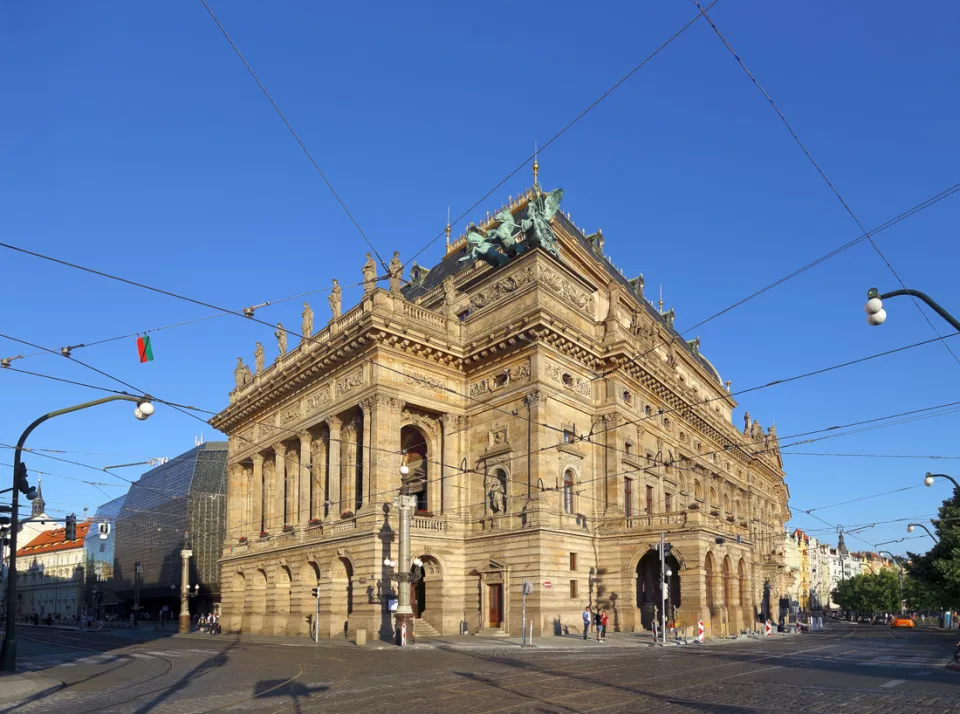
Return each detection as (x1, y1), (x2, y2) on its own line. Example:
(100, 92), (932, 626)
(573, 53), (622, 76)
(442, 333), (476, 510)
(570, 580), (578, 598)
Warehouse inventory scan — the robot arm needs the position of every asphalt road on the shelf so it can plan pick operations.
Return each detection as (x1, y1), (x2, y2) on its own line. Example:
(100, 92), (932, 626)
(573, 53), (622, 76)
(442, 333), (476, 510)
(4, 621), (959, 713)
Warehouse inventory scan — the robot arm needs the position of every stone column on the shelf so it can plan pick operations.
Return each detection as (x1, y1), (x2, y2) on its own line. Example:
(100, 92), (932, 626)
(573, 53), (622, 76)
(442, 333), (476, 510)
(341, 421), (357, 515)
(524, 391), (547, 503)
(603, 413), (624, 515)
(327, 416), (342, 519)
(225, 464), (240, 543)
(360, 400), (373, 512)
(439, 414), (457, 515)
(427, 423), (442, 515)
(311, 436), (327, 520)
(273, 444), (287, 530)
(252, 455), (264, 535)
(298, 433), (312, 524)
(371, 397), (404, 501)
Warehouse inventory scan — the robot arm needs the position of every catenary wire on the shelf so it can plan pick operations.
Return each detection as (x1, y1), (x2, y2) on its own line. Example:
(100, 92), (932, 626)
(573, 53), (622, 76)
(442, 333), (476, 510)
(692, 0), (960, 368)
(198, 0), (388, 272)
(402, 1), (720, 270)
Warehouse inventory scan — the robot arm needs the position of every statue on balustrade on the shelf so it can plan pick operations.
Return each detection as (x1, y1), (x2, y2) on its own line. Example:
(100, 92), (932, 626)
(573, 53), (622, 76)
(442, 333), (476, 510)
(254, 342), (265, 374)
(275, 323), (287, 357)
(234, 357), (252, 387)
(329, 279), (342, 319)
(302, 302), (313, 338)
(389, 252), (403, 294)
(362, 252), (377, 295)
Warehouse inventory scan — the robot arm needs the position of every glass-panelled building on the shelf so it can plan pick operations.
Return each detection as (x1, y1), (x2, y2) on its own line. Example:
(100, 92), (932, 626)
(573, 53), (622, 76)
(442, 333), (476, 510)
(113, 442), (228, 617)
(84, 493), (127, 616)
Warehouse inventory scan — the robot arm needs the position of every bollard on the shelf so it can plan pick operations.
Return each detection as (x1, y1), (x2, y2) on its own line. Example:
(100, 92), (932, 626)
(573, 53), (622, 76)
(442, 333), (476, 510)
(764, 619), (772, 637)
(697, 620), (705, 643)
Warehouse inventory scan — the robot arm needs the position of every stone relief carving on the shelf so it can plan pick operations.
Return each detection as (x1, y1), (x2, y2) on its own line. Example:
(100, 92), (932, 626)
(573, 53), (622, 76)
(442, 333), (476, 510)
(537, 265), (591, 312)
(336, 368), (364, 396)
(279, 403), (302, 425)
(485, 470), (506, 514)
(543, 361), (591, 397)
(469, 359), (531, 398)
(488, 424), (509, 449)
(306, 386), (331, 412)
(469, 266), (534, 311)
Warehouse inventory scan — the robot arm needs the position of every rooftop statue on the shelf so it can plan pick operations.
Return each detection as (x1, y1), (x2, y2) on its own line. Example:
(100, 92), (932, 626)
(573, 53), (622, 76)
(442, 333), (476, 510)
(460, 188), (565, 267)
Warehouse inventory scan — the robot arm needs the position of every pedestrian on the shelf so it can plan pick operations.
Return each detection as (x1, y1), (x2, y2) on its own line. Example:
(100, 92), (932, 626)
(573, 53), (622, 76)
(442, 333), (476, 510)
(582, 606), (591, 640)
(600, 610), (609, 641)
(595, 609), (603, 642)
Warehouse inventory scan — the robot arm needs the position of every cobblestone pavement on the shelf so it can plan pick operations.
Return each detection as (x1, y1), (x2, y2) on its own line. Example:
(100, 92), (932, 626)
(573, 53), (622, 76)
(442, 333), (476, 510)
(4, 622), (959, 713)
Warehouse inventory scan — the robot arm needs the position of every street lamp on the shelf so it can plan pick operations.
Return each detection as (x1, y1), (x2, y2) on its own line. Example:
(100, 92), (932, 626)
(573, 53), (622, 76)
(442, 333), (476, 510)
(864, 287), (960, 331)
(877, 550), (904, 614)
(1, 394), (155, 673)
(906, 522), (939, 543)
(924, 472), (960, 490)
(392, 464), (417, 646)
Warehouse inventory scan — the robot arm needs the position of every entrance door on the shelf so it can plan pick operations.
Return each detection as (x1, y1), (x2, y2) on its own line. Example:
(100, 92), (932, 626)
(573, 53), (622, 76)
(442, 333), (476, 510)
(488, 583), (503, 627)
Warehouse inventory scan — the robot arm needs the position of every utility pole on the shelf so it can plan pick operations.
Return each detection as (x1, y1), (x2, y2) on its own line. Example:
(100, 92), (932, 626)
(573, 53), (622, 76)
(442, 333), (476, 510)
(660, 531), (667, 645)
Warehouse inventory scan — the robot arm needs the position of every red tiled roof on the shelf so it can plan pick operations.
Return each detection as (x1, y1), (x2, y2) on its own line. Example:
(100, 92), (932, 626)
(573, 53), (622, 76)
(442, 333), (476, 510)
(16, 521), (90, 556)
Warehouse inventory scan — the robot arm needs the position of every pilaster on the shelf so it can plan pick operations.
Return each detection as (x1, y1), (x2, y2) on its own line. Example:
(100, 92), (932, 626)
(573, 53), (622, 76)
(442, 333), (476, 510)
(298, 433), (311, 525)
(327, 416), (342, 519)
(273, 444), (287, 531)
(252, 455), (264, 535)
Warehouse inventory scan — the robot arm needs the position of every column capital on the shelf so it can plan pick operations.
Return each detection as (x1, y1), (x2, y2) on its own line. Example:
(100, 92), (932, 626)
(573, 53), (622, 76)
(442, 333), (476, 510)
(299, 432), (312, 446)
(252, 453), (265, 465)
(524, 390), (547, 409)
(327, 414), (342, 431)
(273, 442), (287, 457)
(393, 494), (417, 510)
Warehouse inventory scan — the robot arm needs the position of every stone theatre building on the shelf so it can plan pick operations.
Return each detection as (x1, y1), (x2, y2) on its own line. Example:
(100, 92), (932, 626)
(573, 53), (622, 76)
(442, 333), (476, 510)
(212, 181), (791, 640)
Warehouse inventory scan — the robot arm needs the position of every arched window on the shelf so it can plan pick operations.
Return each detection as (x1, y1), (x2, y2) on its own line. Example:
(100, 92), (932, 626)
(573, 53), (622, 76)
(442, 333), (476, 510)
(710, 487), (718, 507)
(401, 426), (429, 512)
(563, 470), (575, 514)
(723, 494), (731, 514)
(694, 480), (703, 502)
(705, 552), (715, 610)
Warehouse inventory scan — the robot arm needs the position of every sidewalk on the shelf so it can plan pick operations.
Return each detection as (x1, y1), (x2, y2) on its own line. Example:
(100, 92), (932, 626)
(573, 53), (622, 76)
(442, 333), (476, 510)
(0, 673), (64, 704)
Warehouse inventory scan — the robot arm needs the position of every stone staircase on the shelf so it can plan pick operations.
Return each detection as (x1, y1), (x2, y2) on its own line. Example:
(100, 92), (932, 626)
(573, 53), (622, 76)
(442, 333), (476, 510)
(413, 618), (441, 638)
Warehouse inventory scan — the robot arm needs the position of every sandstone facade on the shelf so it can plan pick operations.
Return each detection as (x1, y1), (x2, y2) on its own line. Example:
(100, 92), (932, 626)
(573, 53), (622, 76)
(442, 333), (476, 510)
(211, 188), (791, 640)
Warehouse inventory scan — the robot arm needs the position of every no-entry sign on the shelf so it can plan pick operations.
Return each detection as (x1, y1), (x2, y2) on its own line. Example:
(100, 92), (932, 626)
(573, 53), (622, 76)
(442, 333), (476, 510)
(543, 581), (552, 589)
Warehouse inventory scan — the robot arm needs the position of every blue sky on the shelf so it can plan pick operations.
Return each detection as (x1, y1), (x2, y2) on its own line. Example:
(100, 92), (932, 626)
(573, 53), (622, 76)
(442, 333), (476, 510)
(2, 1), (959, 556)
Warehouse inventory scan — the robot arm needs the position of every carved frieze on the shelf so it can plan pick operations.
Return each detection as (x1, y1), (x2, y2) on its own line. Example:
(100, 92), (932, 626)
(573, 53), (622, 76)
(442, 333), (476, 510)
(469, 266), (534, 312)
(383, 358), (449, 396)
(469, 358), (531, 398)
(537, 265), (592, 312)
(336, 368), (364, 397)
(306, 385), (331, 413)
(543, 361), (592, 397)
(279, 403), (302, 425)
(488, 423), (509, 449)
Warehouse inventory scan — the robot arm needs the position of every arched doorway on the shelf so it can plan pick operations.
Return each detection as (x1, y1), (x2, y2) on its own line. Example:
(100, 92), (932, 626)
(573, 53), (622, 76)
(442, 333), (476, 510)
(401, 426), (429, 512)
(411, 563), (426, 617)
(704, 552), (716, 615)
(331, 556), (353, 636)
(274, 565), (292, 635)
(635, 550), (681, 630)
(231, 571), (245, 633)
(252, 569), (267, 634)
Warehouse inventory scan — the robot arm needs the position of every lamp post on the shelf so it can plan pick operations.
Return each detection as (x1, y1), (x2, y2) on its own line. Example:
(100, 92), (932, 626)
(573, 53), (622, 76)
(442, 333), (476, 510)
(1, 395), (155, 673)
(876, 550), (904, 614)
(864, 288), (960, 331)
(924, 472), (960, 491)
(392, 463), (417, 646)
(906, 522), (939, 544)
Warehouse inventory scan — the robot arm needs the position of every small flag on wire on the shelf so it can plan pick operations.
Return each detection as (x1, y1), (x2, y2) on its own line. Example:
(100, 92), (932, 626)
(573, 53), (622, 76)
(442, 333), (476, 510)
(137, 336), (154, 363)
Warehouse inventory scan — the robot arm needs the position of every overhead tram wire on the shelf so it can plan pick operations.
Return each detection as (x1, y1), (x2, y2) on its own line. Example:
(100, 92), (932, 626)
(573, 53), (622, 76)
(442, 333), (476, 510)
(3, 182), (959, 453)
(402, 1), (720, 270)
(692, 0), (960, 368)
(779, 451), (960, 460)
(7, 324), (960, 513)
(198, 0), (388, 273)
(593, 178), (960, 384)
(1, 276), (374, 366)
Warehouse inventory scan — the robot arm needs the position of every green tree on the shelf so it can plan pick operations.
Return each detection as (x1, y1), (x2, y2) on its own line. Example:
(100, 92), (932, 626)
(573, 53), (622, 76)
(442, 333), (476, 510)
(832, 570), (900, 614)
(904, 486), (960, 610)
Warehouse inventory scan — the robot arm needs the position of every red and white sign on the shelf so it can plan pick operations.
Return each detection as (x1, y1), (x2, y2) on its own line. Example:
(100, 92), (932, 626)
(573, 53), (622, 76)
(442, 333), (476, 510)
(400, 620), (407, 647)
(697, 620), (705, 643)
(542, 581), (552, 589)
(764, 619), (772, 637)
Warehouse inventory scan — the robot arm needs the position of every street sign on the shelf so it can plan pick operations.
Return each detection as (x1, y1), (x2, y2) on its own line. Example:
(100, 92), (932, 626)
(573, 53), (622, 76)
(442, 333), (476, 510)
(522, 580), (533, 595)
(542, 581), (552, 589)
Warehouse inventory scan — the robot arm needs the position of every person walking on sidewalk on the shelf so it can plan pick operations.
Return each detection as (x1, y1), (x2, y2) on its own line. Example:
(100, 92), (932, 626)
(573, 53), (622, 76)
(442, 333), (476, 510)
(582, 606), (592, 640)
(595, 609), (603, 642)
(600, 610), (609, 641)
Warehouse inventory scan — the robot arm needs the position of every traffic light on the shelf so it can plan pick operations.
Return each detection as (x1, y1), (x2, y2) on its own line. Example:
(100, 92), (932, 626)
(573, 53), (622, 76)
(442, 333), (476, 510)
(311, 587), (319, 598)
(65, 514), (77, 541)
